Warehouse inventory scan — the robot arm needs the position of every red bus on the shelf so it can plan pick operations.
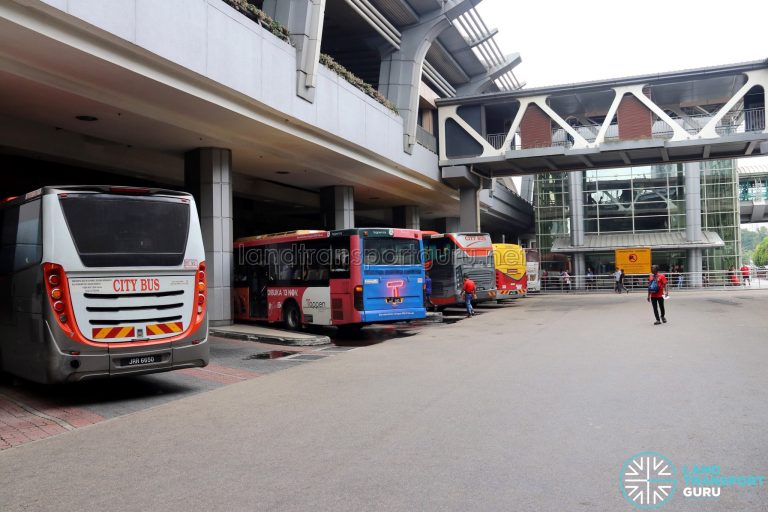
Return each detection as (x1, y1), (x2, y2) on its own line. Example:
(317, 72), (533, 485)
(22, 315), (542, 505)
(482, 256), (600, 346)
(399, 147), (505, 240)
(233, 228), (426, 331)
(492, 243), (527, 297)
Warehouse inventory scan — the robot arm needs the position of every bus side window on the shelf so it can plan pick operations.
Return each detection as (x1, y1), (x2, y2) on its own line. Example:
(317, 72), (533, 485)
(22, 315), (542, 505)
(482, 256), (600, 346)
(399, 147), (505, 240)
(330, 237), (350, 278)
(0, 205), (15, 274)
(0, 200), (40, 274)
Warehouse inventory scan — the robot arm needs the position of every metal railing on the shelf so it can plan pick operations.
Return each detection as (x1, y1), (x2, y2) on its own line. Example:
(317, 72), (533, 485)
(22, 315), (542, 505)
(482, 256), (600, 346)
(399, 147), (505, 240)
(485, 132), (507, 149)
(511, 108), (767, 151)
(739, 184), (768, 201)
(537, 269), (768, 293)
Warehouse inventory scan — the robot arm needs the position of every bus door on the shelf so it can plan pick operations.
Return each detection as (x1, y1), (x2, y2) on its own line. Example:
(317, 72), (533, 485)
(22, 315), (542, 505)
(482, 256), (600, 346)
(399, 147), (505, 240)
(424, 237), (457, 304)
(251, 265), (269, 319)
(329, 235), (353, 323)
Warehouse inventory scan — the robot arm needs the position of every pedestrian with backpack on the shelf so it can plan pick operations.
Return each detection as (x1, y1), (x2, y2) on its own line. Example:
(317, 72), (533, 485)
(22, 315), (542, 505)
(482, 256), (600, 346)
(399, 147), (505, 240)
(647, 265), (669, 325)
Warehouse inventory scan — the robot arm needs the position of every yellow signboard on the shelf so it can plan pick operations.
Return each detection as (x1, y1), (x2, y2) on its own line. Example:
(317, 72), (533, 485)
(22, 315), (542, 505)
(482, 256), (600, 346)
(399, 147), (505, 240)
(615, 248), (651, 274)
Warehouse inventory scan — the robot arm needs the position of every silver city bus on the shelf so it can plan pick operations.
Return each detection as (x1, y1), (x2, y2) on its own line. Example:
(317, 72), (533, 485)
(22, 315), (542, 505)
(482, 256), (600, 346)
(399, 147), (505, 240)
(422, 232), (497, 307)
(0, 186), (209, 383)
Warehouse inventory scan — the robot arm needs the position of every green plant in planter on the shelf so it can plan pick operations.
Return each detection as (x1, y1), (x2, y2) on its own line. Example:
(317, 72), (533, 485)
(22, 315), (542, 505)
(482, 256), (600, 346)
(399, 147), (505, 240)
(223, 0), (292, 43)
(223, 1), (397, 114)
(319, 54), (398, 114)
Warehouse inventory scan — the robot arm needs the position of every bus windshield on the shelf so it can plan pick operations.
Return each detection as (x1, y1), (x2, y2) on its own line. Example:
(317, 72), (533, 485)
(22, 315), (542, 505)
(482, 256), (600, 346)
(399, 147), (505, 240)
(363, 238), (420, 266)
(60, 194), (190, 267)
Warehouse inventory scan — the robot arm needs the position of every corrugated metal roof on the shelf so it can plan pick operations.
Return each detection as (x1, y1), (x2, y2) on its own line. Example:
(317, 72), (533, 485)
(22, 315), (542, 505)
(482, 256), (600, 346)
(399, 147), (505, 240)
(738, 164), (768, 176)
(550, 231), (725, 253)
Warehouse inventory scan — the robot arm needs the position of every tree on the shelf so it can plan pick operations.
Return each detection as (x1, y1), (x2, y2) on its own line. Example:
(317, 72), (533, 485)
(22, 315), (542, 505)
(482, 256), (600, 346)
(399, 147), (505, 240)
(741, 227), (768, 263)
(754, 236), (768, 267)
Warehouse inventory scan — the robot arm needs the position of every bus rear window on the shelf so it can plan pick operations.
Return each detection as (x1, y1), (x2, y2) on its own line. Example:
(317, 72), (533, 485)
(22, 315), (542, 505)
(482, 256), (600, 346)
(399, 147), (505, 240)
(363, 238), (420, 266)
(60, 195), (190, 267)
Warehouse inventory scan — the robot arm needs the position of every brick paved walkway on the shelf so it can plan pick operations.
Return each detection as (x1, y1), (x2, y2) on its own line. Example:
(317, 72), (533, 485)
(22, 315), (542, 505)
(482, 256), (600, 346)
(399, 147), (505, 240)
(0, 389), (104, 450)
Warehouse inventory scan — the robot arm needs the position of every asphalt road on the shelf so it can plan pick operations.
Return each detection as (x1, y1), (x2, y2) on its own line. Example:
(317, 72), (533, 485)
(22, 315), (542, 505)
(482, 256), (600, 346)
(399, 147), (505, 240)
(1, 291), (767, 511)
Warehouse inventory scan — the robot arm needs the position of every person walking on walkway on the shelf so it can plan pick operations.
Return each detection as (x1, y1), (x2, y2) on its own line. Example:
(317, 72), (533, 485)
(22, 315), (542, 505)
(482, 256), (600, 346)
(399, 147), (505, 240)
(461, 274), (476, 318)
(614, 267), (622, 293)
(740, 264), (751, 286)
(424, 272), (434, 311)
(619, 268), (628, 294)
(647, 265), (669, 325)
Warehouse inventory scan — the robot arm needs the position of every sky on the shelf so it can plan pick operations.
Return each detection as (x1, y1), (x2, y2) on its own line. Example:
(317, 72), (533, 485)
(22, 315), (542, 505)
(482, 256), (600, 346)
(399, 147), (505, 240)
(475, 0), (767, 89)
(474, 0), (768, 225)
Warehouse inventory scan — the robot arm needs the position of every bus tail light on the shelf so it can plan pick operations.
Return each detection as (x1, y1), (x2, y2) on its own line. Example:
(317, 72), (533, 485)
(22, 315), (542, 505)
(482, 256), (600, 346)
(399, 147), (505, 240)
(195, 262), (207, 318)
(43, 263), (77, 337)
(353, 285), (364, 311)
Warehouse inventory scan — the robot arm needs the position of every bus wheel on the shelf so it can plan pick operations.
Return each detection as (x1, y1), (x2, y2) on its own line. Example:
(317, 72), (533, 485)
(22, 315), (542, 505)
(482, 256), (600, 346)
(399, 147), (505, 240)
(283, 301), (301, 331)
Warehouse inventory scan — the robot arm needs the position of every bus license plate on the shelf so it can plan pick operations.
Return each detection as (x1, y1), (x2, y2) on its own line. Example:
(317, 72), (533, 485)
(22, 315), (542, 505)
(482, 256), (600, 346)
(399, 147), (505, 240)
(122, 355), (161, 366)
(386, 297), (403, 304)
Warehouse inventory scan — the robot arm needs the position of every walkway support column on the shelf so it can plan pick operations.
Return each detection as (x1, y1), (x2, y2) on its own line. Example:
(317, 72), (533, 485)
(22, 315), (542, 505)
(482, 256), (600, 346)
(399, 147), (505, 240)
(263, 0), (325, 102)
(185, 148), (233, 326)
(684, 162), (703, 287)
(442, 165), (481, 232)
(393, 206), (420, 230)
(569, 171), (585, 289)
(378, 0), (476, 153)
(459, 187), (480, 233)
(439, 217), (460, 233)
(321, 185), (354, 229)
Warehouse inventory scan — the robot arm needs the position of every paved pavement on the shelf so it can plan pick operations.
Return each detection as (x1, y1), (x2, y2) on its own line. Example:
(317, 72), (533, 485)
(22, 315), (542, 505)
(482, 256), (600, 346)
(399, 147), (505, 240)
(1, 292), (767, 511)
(210, 323), (331, 346)
(0, 320), (427, 450)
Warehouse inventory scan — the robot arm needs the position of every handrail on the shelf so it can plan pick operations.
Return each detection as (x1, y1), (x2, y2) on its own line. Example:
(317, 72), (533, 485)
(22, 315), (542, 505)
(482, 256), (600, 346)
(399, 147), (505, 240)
(538, 269), (767, 293)
(542, 108), (766, 150)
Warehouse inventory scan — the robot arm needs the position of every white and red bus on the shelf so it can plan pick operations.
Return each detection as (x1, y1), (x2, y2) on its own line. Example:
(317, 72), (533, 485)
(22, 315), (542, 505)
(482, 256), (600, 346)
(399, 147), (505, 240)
(422, 232), (497, 306)
(0, 186), (209, 384)
(523, 248), (541, 292)
(233, 228), (425, 331)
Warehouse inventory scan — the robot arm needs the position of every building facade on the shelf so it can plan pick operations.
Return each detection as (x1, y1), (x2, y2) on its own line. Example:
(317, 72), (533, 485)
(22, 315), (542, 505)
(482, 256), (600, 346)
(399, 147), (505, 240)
(534, 160), (740, 278)
(0, 0), (533, 324)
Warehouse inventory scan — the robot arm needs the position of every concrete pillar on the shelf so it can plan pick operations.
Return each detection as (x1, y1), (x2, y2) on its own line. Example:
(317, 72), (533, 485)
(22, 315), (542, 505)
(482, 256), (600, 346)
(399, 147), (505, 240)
(684, 162), (702, 242)
(687, 248), (703, 288)
(263, 0), (325, 102)
(573, 253), (586, 290)
(684, 162), (703, 287)
(569, 171), (585, 247)
(441, 165), (481, 233)
(321, 185), (354, 229)
(393, 206), (420, 230)
(439, 217), (460, 233)
(378, 0), (476, 153)
(568, 171), (585, 288)
(185, 148), (233, 326)
(459, 187), (480, 232)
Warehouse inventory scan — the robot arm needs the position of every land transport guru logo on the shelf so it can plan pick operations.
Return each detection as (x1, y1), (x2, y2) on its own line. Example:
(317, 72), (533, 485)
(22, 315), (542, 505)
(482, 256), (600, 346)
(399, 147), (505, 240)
(620, 451), (765, 509)
(620, 452), (676, 508)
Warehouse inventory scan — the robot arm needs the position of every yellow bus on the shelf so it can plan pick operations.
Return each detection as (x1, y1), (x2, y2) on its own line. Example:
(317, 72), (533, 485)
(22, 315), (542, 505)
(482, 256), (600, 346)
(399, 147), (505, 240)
(492, 243), (527, 298)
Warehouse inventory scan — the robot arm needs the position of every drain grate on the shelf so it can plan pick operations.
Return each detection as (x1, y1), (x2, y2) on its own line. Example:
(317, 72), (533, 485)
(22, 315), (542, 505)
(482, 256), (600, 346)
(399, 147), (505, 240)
(244, 350), (299, 360)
